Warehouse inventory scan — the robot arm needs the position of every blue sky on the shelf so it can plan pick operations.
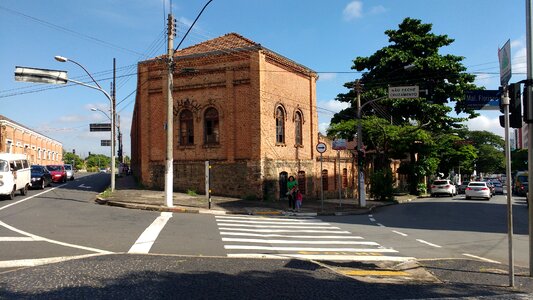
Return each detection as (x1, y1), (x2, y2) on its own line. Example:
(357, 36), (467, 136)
(0, 0), (526, 158)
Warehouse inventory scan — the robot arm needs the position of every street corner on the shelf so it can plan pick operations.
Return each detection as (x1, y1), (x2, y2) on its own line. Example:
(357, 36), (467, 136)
(245, 207), (284, 216)
(94, 196), (108, 205)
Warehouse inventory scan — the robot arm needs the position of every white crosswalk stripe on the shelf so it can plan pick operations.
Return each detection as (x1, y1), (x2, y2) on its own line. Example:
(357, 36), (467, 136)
(215, 215), (414, 262)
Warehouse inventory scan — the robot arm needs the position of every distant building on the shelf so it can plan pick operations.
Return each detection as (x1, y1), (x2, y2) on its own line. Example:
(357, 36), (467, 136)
(131, 33), (356, 200)
(0, 115), (63, 165)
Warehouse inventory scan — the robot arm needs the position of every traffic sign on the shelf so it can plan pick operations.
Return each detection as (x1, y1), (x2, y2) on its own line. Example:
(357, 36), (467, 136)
(14, 66), (68, 85)
(90, 123), (111, 132)
(388, 86), (419, 99)
(332, 139), (347, 150)
(463, 90), (501, 110)
(316, 142), (327, 153)
(498, 39), (512, 86)
(101, 140), (111, 146)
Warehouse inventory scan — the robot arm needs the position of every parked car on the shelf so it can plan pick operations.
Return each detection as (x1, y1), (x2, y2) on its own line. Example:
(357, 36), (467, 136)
(46, 165), (67, 183)
(465, 181), (491, 200)
(458, 181), (470, 194)
(0, 153), (31, 199)
(513, 171), (528, 196)
(484, 181), (496, 196)
(30, 165), (52, 189)
(63, 164), (75, 181)
(430, 179), (456, 197)
(492, 181), (504, 195)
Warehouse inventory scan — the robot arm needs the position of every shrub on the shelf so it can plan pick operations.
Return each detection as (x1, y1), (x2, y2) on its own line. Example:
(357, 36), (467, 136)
(370, 168), (394, 201)
(186, 189), (197, 196)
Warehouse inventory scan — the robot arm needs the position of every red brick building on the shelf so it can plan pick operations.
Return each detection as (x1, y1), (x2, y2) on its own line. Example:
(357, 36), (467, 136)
(0, 115), (63, 165)
(131, 33), (355, 200)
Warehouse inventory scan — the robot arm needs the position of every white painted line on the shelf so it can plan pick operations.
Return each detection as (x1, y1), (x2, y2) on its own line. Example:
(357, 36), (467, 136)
(227, 253), (414, 262)
(376, 223), (385, 227)
(215, 219), (330, 225)
(368, 214), (373, 218)
(0, 237), (43, 242)
(216, 216), (314, 221)
(221, 238), (378, 245)
(416, 239), (442, 248)
(128, 212), (172, 254)
(369, 218), (376, 222)
(0, 254), (104, 268)
(462, 253), (501, 264)
(0, 187), (61, 211)
(0, 220), (112, 254)
(219, 232), (362, 239)
(392, 230), (408, 237)
(216, 223), (338, 229)
(224, 245), (398, 252)
(219, 228), (351, 234)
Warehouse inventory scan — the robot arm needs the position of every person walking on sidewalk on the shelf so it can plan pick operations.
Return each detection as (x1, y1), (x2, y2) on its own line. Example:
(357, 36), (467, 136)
(287, 175), (298, 211)
(295, 190), (303, 212)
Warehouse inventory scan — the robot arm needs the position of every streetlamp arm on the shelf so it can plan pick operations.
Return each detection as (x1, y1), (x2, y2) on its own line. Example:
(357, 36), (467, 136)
(66, 78), (113, 103)
(66, 59), (104, 91)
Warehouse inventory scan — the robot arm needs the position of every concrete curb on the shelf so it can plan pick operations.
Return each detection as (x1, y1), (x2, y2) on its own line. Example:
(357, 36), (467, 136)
(95, 197), (390, 216)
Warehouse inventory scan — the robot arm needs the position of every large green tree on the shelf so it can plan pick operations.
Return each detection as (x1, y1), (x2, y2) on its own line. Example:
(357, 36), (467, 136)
(328, 18), (479, 193)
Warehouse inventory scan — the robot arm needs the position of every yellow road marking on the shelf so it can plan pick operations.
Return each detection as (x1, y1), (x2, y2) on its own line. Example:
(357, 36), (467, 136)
(340, 270), (410, 276)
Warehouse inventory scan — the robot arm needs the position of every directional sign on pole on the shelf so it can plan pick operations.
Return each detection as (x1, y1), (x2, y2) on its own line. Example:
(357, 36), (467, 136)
(316, 142), (327, 153)
(101, 140), (111, 147)
(14, 66), (68, 85)
(90, 123), (111, 132)
(463, 90), (501, 110)
(388, 86), (419, 99)
(498, 39), (512, 86)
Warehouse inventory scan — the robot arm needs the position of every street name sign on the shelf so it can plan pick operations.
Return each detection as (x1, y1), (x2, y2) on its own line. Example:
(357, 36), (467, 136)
(388, 86), (419, 99)
(464, 90), (501, 110)
(332, 139), (347, 150)
(14, 66), (68, 85)
(90, 123), (111, 132)
(101, 140), (111, 146)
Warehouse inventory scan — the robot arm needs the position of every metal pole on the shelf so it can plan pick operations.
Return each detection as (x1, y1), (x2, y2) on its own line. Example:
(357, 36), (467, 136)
(111, 58), (116, 192)
(526, 0), (533, 277)
(503, 88), (515, 287)
(164, 14), (175, 208)
(320, 153), (324, 211)
(205, 160), (211, 209)
(338, 150), (342, 207)
(355, 80), (366, 207)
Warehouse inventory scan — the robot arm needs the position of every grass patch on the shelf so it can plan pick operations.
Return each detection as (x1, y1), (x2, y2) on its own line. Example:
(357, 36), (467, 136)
(186, 189), (198, 196)
(100, 188), (112, 199)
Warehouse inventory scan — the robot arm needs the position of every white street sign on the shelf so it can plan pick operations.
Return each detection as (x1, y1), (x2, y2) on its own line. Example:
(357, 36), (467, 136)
(14, 66), (68, 85)
(388, 86), (419, 99)
(316, 142), (327, 153)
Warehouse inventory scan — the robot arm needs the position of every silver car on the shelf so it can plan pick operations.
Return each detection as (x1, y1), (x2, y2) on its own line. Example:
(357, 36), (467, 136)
(465, 181), (491, 200)
(63, 164), (75, 181)
(430, 179), (456, 197)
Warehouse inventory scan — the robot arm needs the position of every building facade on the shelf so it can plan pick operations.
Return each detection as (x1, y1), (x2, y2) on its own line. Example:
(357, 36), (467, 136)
(0, 115), (63, 165)
(131, 33), (355, 200)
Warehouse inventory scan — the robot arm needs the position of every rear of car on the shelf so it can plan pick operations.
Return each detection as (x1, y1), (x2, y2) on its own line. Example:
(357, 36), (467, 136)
(492, 181), (504, 195)
(64, 164), (74, 181)
(31, 165), (52, 189)
(513, 172), (528, 196)
(430, 180), (456, 197)
(46, 165), (67, 183)
(458, 181), (470, 194)
(465, 181), (491, 200)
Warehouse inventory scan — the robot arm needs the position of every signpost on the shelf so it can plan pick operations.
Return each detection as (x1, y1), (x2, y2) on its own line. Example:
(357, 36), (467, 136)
(90, 123), (112, 132)
(316, 142), (326, 211)
(100, 140), (111, 147)
(388, 86), (419, 99)
(332, 139), (346, 207)
(499, 39), (512, 86)
(14, 66), (67, 85)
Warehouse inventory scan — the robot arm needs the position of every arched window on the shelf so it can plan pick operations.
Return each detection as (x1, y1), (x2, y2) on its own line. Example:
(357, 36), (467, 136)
(179, 109), (194, 146)
(204, 107), (219, 144)
(276, 107), (285, 144)
(322, 169), (328, 191)
(295, 111), (302, 146)
(342, 168), (348, 188)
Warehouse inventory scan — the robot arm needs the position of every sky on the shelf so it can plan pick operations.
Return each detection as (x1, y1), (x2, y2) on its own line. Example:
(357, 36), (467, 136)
(0, 0), (527, 159)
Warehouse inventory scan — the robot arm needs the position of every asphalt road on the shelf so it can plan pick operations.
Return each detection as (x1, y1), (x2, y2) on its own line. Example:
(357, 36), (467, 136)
(1, 175), (532, 299)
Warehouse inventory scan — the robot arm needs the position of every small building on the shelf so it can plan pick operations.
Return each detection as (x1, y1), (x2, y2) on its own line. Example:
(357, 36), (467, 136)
(131, 33), (356, 200)
(0, 115), (63, 165)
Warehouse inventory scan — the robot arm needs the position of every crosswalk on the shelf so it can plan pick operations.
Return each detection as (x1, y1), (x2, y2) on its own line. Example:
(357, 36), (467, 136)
(215, 215), (414, 262)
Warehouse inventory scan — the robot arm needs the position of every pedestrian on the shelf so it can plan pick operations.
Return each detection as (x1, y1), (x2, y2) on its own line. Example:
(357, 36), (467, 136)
(287, 175), (298, 211)
(295, 190), (303, 212)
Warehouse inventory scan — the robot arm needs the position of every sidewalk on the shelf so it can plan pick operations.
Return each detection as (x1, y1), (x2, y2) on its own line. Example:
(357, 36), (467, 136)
(95, 175), (402, 216)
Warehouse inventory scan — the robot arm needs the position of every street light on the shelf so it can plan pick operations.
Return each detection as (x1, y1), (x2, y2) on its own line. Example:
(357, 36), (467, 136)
(55, 56), (116, 192)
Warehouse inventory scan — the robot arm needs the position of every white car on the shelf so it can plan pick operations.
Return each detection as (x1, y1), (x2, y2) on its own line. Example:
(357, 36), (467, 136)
(63, 164), (75, 181)
(465, 181), (491, 200)
(430, 179), (456, 197)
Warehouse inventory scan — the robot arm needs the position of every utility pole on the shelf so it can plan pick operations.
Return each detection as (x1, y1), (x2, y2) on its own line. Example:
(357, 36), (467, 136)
(165, 14), (176, 208)
(355, 80), (366, 207)
(111, 58), (116, 192)
(526, 0), (533, 277)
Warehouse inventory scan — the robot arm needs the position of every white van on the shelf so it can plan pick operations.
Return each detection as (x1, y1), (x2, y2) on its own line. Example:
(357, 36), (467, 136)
(0, 153), (31, 200)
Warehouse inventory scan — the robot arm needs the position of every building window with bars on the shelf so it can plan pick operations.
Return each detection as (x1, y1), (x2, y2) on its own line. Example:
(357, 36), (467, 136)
(295, 111), (302, 146)
(322, 169), (328, 191)
(179, 109), (194, 146)
(297, 171), (306, 194)
(204, 107), (219, 145)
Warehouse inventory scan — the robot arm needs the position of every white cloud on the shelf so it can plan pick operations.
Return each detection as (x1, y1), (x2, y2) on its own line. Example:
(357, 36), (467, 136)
(319, 122), (330, 135)
(317, 99), (351, 134)
(369, 5), (386, 15)
(474, 73), (497, 89)
(320, 99), (351, 113)
(343, 1), (363, 21)
(319, 73), (337, 81)
(465, 115), (504, 137)
(511, 37), (526, 75)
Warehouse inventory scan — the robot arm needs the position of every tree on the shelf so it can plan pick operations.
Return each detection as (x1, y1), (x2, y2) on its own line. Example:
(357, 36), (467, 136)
(460, 130), (505, 175)
(62, 151), (83, 170)
(511, 149), (528, 171)
(328, 18), (479, 193)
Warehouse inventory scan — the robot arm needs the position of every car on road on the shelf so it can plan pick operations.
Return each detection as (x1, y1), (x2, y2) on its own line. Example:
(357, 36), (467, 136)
(513, 171), (528, 196)
(30, 165), (52, 189)
(63, 164), (75, 181)
(484, 181), (496, 196)
(430, 179), (456, 197)
(46, 165), (67, 183)
(465, 181), (491, 200)
(457, 181), (470, 194)
(491, 181), (504, 195)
